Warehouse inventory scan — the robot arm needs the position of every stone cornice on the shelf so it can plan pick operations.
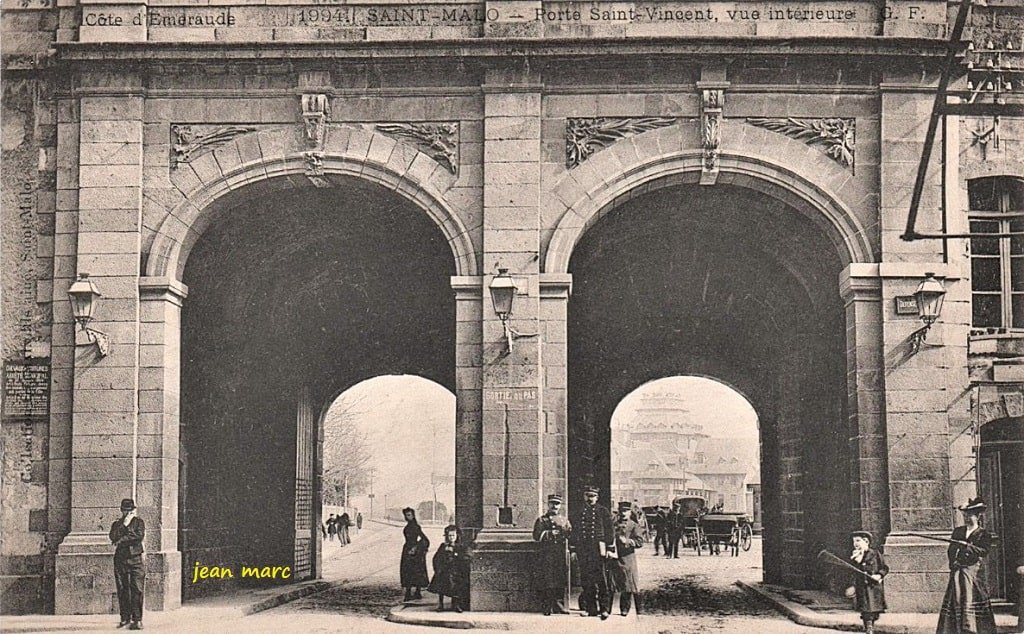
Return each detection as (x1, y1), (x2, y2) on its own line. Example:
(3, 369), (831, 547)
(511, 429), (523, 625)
(139, 276), (189, 305)
(451, 276), (483, 299)
(53, 37), (952, 64)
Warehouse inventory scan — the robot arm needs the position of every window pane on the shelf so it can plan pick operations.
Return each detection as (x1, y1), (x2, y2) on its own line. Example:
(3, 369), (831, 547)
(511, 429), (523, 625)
(972, 257), (1003, 291)
(1008, 178), (1024, 212)
(969, 178), (998, 211)
(1012, 219), (1024, 255)
(971, 220), (1000, 255)
(973, 294), (1002, 328)
(1014, 294), (1024, 329)
(1013, 256), (1024, 291)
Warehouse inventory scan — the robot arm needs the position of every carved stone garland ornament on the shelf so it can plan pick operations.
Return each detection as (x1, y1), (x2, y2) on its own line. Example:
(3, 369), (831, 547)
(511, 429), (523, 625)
(700, 89), (724, 185)
(745, 117), (855, 171)
(171, 125), (256, 167)
(565, 117), (677, 169)
(375, 122), (459, 175)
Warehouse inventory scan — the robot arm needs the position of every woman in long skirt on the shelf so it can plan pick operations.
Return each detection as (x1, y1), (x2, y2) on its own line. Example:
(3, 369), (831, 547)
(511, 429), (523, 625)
(936, 497), (996, 634)
(400, 507), (430, 601)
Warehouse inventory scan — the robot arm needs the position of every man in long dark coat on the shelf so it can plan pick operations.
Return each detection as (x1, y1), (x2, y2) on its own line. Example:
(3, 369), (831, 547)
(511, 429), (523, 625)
(533, 493), (572, 615)
(665, 502), (684, 558)
(569, 485), (614, 619)
(109, 498), (145, 630)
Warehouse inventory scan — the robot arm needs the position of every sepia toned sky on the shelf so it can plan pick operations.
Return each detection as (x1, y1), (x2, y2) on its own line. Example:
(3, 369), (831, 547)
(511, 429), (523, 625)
(327, 374), (758, 515)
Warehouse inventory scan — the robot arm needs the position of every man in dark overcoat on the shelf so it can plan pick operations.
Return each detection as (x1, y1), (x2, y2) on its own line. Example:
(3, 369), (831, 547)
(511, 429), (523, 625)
(665, 502), (684, 558)
(533, 493), (572, 615)
(569, 485), (613, 619)
(651, 508), (667, 555)
(109, 498), (146, 630)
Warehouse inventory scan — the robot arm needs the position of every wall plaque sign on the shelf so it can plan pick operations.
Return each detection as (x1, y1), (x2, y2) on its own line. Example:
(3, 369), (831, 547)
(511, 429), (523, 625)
(2, 361), (50, 421)
(894, 296), (919, 316)
(484, 388), (538, 409)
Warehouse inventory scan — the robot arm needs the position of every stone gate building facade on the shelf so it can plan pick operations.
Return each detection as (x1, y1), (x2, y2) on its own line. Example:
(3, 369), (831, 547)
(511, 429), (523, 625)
(2, 0), (1022, 616)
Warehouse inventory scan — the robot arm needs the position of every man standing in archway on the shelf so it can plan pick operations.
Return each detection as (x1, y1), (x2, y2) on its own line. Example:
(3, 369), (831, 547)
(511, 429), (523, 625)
(109, 498), (145, 630)
(570, 485), (613, 619)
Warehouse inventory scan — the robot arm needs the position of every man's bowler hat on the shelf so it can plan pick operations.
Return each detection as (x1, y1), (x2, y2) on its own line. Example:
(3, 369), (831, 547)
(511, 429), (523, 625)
(851, 530), (873, 543)
(120, 498), (136, 512)
(959, 497), (987, 514)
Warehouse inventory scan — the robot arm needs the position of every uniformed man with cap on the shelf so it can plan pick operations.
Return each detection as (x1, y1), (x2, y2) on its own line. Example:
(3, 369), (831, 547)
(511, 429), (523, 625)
(569, 485), (614, 619)
(533, 493), (573, 615)
(109, 498), (146, 630)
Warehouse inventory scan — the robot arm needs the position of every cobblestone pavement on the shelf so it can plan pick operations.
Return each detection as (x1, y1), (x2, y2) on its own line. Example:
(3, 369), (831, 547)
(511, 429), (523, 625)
(246, 523), (829, 633)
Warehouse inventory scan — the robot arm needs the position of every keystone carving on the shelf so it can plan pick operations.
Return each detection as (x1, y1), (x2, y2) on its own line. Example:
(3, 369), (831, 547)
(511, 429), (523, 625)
(565, 117), (677, 169)
(303, 151), (330, 188)
(700, 89), (724, 185)
(171, 125), (256, 167)
(745, 117), (855, 170)
(301, 93), (331, 148)
(375, 122), (458, 175)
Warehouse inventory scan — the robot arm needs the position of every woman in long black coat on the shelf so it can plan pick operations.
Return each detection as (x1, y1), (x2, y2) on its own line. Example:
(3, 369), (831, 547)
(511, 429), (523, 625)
(848, 531), (888, 633)
(400, 508), (430, 601)
(428, 525), (470, 612)
(937, 498), (996, 634)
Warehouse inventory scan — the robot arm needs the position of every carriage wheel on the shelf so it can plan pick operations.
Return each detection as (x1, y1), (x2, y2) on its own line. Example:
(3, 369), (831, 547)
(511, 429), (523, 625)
(694, 528), (703, 555)
(740, 524), (753, 551)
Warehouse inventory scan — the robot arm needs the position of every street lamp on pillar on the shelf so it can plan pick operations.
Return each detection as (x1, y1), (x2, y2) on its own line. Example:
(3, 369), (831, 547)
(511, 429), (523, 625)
(67, 273), (110, 357)
(909, 272), (947, 354)
(489, 268), (519, 355)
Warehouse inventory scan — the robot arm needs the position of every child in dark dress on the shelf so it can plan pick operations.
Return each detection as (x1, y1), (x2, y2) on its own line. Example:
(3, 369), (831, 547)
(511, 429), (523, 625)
(428, 525), (470, 612)
(848, 530), (888, 634)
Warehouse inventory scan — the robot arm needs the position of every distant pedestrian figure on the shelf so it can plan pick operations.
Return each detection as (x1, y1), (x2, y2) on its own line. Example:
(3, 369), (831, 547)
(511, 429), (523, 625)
(327, 514), (338, 542)
(847, 530), (888, 634)
(339, 512), (351, 545)
(400, 507), (430, 601)
(665, 503), (684, 558)
(533, 493), (572, 615)
(937, 498), (996, 634)
(109, 498), (145, 630)
(428, 525), (470, 612)
(609, 503), (644, 617)
(356, 512), (363, 531)
(652, 508), (667, 556)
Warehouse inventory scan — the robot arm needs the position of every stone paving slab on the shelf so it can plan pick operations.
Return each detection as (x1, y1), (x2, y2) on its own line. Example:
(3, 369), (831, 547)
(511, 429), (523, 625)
(737, 580), (1022, 634)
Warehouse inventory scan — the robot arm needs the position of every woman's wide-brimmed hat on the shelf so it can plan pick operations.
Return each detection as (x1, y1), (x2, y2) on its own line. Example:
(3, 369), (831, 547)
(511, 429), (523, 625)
(959, 497), (987, 514)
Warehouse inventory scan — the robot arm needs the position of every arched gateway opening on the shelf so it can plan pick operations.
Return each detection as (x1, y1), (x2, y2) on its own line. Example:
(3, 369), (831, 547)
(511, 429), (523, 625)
(568, 180), (851, 589)
(177, 178), (456, 600)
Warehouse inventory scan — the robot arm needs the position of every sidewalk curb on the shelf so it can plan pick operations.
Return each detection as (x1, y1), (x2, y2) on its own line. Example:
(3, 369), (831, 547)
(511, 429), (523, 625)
(737, 580), (1022, 634)
(240, 580), (333, 615)
(386, 605), (475, 629)
(736, 580), (865, 632)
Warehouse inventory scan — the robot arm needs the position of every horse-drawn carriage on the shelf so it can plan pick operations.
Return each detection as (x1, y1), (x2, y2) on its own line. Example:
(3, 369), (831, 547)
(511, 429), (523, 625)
(697, 513), (754, 556)
(669, 496), (754, 556)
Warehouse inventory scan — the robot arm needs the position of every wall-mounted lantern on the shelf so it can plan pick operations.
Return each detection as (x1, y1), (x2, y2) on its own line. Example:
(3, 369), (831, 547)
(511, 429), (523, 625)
(909, 272), (946, 353)
(489, 269), (519, 354)
(67, 273), (110, 357)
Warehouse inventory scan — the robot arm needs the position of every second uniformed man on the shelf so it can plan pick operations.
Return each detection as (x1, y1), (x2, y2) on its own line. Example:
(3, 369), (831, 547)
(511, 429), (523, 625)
(569, 485), (614, 619)
(533, 493), (572, 615)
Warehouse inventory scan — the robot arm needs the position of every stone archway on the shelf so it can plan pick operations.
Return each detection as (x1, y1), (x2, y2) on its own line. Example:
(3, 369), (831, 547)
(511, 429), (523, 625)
(145, 124), (480, 280)
(556, 134), (875, 590)
(542, 120), (875, 275)
(133, 126), (479, 606)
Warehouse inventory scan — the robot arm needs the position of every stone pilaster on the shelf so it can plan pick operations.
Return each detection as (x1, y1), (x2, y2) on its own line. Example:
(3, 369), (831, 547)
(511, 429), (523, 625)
(55, 91), (145, 615)
(137, 277), (187, 610)
(452, 276), (484, 530)
(539, 274), (571, 503)
(471, 69), (544, 612)
(840, 265), (889, 542)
